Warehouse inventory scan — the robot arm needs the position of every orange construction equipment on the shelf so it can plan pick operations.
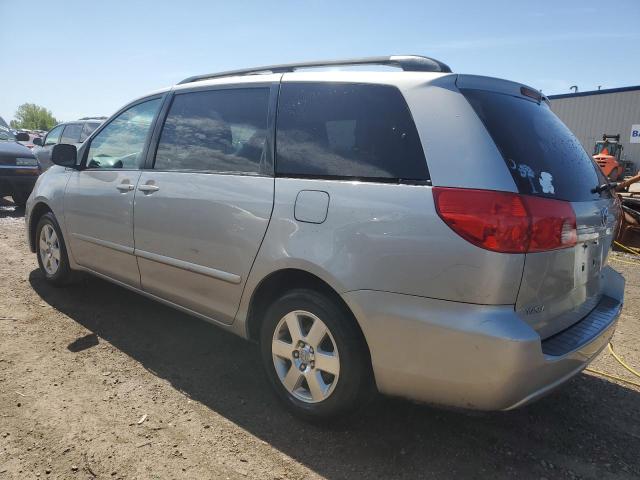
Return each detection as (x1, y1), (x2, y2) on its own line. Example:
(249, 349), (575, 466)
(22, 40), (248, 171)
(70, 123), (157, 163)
(593, 134), (625, 180)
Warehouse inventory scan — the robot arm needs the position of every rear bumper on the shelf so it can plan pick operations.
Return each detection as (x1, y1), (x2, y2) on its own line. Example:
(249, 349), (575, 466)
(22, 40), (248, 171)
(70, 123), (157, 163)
(342, 267), (624, 410)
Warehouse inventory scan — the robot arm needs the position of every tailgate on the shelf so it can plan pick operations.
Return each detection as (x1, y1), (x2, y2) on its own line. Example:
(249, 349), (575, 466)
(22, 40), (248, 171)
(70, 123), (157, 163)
(516, 197), (619, 338)
(457, 77), (621, 338)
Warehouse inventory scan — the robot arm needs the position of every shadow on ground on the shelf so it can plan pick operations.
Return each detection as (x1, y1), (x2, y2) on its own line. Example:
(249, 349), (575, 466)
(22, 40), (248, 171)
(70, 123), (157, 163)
(29, 270), (640, 479)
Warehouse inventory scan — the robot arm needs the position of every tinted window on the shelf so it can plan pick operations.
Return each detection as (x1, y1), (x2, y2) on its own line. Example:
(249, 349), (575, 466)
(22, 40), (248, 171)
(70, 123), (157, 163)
(154, 88), (270, 174)
(276, 83), (428, 181)
(461, 89), (602, 201)
(60, 124), (83, 144)
(44, 125), (64, 146)
(79, 122), (100, 142)
(86, 98), (161, 169)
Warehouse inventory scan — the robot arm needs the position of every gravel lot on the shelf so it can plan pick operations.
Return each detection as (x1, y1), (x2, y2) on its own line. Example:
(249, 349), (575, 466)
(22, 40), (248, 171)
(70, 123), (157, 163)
(1, 196), (639, 480)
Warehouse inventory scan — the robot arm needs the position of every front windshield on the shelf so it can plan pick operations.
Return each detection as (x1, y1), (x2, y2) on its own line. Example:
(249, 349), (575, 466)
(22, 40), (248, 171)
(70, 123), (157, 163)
(0, 127), (16, 142)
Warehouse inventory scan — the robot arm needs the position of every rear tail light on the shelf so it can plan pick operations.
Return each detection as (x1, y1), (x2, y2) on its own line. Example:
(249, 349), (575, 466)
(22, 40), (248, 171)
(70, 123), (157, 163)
(433, 187), (577, 254)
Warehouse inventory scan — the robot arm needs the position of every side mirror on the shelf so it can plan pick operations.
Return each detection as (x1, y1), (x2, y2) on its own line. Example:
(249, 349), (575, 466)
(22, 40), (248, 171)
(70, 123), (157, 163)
(51, 144), (78, 168)
(16, 132), (30, 141)
(32, 137), (43, 146)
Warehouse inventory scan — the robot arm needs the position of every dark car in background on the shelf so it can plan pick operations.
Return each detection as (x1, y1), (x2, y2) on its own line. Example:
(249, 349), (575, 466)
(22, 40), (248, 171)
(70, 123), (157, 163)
(0, 126), (40, 207)
(33, 118), (104, 169)
(17, 131), (44, 150)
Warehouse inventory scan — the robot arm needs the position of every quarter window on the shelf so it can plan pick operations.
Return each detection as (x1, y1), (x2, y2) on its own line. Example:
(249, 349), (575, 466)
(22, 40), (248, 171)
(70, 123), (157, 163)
(44, 125), (64, 146)
(60, 124), (83, 144)
(154, 88), (270, 174)
(86, 99), (161, 169)
(276, 83), (429, 181)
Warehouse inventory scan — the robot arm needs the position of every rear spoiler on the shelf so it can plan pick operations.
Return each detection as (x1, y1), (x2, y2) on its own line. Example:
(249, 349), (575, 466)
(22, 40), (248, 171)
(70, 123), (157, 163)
(456, 74), (549, 105)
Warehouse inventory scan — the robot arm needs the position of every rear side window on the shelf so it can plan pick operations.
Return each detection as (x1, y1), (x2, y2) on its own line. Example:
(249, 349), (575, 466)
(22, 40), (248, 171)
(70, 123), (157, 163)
(276, 83), (429, 181)
(80, 122), (100, 142)
(461, 89), (602, 201)
(60, 124), (83, 144)
(154, 88), (270, 174)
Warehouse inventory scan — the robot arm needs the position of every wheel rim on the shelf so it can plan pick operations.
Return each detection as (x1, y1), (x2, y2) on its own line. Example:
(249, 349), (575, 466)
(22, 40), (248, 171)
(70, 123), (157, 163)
(39, 224), (61, 275)
(272, 310), (340, 403)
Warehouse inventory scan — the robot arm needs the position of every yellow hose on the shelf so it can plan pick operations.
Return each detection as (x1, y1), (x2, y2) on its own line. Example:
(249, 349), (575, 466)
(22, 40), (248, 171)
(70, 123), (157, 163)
(610, 257), (640, 267)
(585, 367), (640, 388)
(607, 343), (640, 378)
(585, 343), (640, 388)
(610, 240), (640, 265)
(614, 241), (640, 255)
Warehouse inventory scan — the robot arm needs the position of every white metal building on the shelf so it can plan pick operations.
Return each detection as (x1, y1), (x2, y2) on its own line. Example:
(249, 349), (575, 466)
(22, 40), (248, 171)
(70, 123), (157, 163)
(549, 86), (640, 174)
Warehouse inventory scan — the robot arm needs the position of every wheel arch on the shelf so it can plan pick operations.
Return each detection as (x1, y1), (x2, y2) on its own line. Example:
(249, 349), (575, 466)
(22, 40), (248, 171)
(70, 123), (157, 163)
(28, 201), (54, 253)
(245, 268), (372, 363)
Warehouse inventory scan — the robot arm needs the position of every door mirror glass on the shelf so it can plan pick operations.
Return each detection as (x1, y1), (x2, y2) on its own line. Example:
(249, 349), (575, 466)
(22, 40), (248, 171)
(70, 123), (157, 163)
(51, 144), (78, 168)
(33, 137), (43, 146)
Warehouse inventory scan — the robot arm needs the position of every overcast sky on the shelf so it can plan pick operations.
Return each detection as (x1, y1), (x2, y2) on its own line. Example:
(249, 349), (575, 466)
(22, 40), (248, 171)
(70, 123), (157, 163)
(1, 0), (639, 123)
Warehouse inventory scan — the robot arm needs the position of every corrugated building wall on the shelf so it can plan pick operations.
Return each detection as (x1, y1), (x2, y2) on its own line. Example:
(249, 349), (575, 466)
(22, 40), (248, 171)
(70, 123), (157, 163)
(549, 86), (640, 173)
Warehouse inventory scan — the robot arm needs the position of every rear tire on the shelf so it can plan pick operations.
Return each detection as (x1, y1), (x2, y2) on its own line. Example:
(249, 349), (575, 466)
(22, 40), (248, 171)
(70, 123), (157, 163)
(260, 288), (374, 421)
(35, 212), (77, 286)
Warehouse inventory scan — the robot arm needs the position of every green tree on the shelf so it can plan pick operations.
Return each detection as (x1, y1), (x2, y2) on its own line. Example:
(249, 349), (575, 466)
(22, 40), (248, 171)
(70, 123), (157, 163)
(11, 103), (58, 130)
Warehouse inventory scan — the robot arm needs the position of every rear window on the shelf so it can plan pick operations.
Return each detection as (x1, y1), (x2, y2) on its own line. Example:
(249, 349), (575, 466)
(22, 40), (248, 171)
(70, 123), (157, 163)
(461, 89), (602, 202)
(276, 82), (429, 181)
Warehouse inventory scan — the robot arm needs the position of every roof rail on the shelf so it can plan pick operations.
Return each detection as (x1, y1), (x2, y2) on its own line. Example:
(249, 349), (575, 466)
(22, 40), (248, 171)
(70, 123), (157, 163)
(178, 55), (452, 85)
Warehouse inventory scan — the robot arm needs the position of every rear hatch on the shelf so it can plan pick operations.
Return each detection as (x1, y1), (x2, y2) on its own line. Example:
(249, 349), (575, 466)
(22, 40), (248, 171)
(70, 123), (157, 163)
(458, 78), (619, 338)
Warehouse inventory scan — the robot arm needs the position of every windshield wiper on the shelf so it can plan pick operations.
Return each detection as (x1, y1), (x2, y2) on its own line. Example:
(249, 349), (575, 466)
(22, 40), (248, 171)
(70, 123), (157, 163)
(591, 182), (619, 194)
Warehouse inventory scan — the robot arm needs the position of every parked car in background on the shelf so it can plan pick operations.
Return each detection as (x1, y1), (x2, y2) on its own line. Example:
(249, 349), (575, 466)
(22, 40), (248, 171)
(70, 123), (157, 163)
(25, 56), (624, 420)
(18, 131), (44, 150)
(0, 126), (40, 207)
(33, 118), (103, 170)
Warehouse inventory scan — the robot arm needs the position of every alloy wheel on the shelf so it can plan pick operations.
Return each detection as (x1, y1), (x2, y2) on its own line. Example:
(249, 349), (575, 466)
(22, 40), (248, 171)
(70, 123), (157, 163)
(39, 224), (61, 275)
(271, 310), (340, 403)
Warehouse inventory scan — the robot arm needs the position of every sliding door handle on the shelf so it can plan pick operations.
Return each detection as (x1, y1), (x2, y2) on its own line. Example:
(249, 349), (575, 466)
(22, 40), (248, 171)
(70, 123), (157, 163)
(116, 183), (135, 192)
(138, 184), (159, 193)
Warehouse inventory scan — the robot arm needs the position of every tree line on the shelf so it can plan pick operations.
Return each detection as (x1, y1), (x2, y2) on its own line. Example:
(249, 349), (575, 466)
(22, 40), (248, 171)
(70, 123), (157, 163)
(9, 103), (58, 131)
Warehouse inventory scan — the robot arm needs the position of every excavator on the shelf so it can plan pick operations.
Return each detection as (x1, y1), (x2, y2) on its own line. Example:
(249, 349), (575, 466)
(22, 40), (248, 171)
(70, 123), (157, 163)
(593, 134), (626, 180)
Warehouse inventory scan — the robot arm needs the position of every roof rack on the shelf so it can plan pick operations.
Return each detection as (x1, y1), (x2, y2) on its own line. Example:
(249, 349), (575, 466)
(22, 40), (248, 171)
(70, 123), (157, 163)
(178, 55), (452, 85)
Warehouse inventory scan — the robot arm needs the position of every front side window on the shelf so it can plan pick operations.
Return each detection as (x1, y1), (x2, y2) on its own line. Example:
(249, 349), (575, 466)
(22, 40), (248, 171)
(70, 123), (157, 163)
(154, 88), (270, 174)
(86, 98), (161, 169)
(44, 125), (64, 146)
(276, 82), (429, 181)
(60, 124), (83, 144)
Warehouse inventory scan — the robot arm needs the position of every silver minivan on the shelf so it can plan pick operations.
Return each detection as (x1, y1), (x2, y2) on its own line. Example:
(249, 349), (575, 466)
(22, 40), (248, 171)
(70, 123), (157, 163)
(25, 56), (624, 420)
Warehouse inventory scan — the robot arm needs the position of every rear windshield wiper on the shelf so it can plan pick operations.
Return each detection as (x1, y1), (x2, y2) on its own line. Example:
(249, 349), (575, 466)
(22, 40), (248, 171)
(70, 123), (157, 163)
(591, 182), (619, 194)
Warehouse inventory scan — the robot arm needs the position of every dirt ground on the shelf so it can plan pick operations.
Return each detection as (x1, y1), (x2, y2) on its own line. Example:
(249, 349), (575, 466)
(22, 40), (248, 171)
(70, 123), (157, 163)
(1, 196), (639, 480)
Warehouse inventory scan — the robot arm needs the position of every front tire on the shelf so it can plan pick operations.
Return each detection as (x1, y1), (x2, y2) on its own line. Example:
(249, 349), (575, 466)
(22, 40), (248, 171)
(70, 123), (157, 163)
(11, 190), (29, 208)
(260, 288), (374, 421)
(36, 212), (76, 286)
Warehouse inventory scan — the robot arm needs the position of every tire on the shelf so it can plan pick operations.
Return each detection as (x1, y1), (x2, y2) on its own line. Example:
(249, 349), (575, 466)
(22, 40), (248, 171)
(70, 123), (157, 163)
(35, 212), (76, 286)
(11, 190), (29, 208)
(260, 288), (374, 421)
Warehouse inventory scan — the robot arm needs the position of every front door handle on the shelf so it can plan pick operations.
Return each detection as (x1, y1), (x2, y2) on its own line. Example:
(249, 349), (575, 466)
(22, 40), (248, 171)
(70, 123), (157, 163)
(116, 183), (135, 192)
(138, 184), (159, 193)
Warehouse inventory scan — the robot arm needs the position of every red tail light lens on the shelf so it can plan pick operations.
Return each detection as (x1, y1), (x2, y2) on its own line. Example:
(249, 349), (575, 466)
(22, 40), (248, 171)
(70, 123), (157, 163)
(433, 188), (577, 254)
